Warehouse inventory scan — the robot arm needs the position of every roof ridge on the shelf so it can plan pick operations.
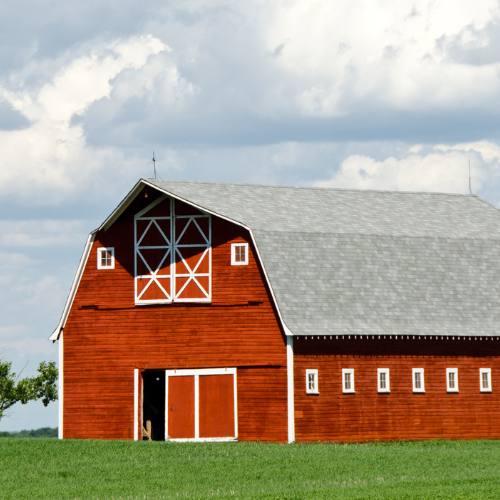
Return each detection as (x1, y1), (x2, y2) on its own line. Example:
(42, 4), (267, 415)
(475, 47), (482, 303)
(148, 178), (481, 199)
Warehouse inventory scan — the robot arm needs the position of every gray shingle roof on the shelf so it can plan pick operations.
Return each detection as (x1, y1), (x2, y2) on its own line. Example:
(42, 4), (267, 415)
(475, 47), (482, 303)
(149, 179), (500, 337)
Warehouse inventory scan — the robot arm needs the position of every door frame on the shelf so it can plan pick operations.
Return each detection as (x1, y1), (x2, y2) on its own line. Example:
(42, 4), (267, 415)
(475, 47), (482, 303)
(165, 367), (238, 442)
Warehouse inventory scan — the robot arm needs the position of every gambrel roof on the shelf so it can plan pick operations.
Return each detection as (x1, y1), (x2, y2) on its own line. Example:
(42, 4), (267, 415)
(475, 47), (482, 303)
(52, 178), (500, 340)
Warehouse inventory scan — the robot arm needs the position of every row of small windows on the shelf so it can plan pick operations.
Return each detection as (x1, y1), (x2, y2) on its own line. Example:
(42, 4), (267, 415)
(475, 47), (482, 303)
(97, 243), (249, 269)
(306, 368), (493, 394)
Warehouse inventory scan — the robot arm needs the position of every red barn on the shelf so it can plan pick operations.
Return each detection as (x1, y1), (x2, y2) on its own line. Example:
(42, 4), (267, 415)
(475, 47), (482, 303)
(51, 179), (500, 442)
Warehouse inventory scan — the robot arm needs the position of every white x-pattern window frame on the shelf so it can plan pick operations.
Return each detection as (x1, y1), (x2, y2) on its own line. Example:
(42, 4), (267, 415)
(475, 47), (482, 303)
(173, 213), (212, 302)
(134, 194), (211, 304)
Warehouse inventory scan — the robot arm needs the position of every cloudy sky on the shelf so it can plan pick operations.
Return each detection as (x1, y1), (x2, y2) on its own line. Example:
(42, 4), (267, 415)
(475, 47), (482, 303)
(2, 0), (500, 430)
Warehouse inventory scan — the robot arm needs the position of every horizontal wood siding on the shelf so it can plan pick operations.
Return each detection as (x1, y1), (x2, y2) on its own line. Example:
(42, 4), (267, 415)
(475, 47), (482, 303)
(237, 367), (287, 441)
(63, 195), (287, 441)
(294, 337), (500, 442)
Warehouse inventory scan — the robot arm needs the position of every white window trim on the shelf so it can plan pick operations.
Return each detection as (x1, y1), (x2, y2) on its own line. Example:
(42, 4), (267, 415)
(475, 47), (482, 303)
(134, 195), (212, 305)
(306, 369), (319, 394)
(480, 368), (492, 393)
(342, 368), (355, 394)
(377, 368), (390, 393)
(165, 367), (238, 442)
(412, 368), (425, 393)
(231, 243), (249, 265)
(97, 247), (115, 269)
(446, 368), (459, 393)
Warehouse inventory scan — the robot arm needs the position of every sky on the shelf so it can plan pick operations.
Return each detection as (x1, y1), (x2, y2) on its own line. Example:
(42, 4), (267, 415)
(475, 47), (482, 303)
(2, 0), (500, 431)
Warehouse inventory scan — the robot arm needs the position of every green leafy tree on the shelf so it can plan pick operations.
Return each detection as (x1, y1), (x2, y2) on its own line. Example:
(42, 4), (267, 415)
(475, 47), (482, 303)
(0, 354), (58, 421)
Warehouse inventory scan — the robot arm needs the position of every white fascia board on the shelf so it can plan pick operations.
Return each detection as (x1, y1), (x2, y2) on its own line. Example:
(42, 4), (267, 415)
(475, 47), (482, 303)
(100, 180), (147, 231)
(49, 232), (96, 341)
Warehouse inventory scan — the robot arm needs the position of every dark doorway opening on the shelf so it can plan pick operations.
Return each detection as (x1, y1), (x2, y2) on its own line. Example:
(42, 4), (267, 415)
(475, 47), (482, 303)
(142, 370), (165, 441)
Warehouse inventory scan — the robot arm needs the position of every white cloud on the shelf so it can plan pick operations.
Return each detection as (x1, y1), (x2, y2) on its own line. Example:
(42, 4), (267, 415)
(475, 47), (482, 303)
(5, 337), (56, 357)
(0, 220), (89, 248)
(0, 35), (169, 205)
(409, 144), (423, 154)
(4, 35), (167, 124)
(14, 275), (64, 310)
(0, 252), (37, 269)
(315, 141), (500, 195)
(436, 140), (500, 163)
(259, 0), (500, 117)
(0, 325), (29, 340)
(1, 0), (500, 206)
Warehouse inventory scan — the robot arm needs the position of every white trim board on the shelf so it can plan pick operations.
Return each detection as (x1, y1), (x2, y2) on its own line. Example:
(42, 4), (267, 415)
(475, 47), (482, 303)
(134, 369), (139, 441)
(165, 437), (238, 443)
(49, 233), (96, 341)
(58, 334), (64, 439)
(287, 336), (295, 443)
(165, 368), (236, 376)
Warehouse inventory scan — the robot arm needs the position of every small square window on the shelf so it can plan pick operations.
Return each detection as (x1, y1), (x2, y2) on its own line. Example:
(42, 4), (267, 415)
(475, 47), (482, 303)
(480, 368), (492, 393)
(306, 369), (319, 394)
(446, 368), (459, 393)
(413, 368), (425, 393)
(231, 243), (249, 265)
(378, 368), (390, 393)
(97, 247), (115, 269)
(342, 369), (355, 394)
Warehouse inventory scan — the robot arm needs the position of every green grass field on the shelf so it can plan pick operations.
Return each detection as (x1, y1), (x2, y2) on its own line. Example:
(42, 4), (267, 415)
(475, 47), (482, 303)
(1, 439), (499, 499)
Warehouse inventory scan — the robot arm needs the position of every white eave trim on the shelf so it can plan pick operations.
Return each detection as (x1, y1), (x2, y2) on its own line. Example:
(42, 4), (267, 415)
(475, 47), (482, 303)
(100, 180), (147, 231)
(49, 232), (96, 341)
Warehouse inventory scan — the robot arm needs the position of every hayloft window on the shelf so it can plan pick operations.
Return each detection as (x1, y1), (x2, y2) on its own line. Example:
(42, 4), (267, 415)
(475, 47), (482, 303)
(97, 247), (114, 269)
(342, 369), (355, 393)
(413, 368), (425, 393)
(446, 368), (459, 393)
(377, 368), (390, 393)
(134, 195), (211, 304)
(306, 369), (319, 394)
(480, 368), (492, 392)
(231, 243), (248, 265)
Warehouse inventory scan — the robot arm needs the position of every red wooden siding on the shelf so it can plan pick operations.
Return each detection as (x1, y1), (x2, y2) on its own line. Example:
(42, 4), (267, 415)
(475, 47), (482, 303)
(62, 192), (288, 441)
(294, 337), (500, 442)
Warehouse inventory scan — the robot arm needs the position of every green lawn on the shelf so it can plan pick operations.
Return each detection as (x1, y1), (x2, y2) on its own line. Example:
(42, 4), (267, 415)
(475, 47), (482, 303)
(1, 439), (499, 499)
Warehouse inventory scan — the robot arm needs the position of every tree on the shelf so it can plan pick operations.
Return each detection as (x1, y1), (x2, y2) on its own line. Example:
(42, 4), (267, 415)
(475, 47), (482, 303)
(0, 354), (58, 421)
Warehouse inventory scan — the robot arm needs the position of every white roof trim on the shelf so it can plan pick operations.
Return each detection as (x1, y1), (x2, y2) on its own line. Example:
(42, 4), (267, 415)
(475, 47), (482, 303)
(100, 180), (146, 231)
(50, 179), (294, 340)
(49, 232), (96, 341)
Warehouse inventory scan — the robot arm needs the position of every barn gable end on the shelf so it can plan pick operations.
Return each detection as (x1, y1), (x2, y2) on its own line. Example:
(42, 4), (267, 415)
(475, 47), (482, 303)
(56, 184), (289, 442)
